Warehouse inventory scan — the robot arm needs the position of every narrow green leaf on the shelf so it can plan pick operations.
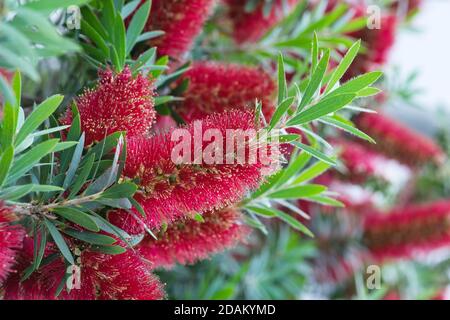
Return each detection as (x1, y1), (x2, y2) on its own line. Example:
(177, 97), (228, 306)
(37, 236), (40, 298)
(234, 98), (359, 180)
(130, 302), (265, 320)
(126, 0), (151, 55)
(62, 133), (85, 190)
(269, 96), (295, 130)
(100, 182), (137, 199)
(325, 71), (382, 99)
(277, 53), (287, 104)
(325, 40), (361, 94)
(52, 207), (100, 232)
(293, 161), (331, 184)
(320, 115), (375, 143)
(15, 95), (63, 146)
(69, 153), (95, 199)
(268, 184), (327, 199)
(8, 139), (59, 183)
(287, 94), (356, 127)
(298, 49), (330, 110)
(63, 229), (116, 245)
(90, 245), (126, 255)
(290, 141), (336, 165)
(44, 218), (74, 265)
(0, 145), (14, 187)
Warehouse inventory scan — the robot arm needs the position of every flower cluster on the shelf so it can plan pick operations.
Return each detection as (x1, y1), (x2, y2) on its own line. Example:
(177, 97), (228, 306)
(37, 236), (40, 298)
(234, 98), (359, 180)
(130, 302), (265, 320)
(225, 0), (299, 44)
(121, 110), (279, 230)
(363, 201), (450, 262)
(0, 203), (25, 283)
(355, 112), (445, 166)
(2, 238), (165, 300)
(144, 0), (215, 60)
(138, 209), (248, 268)
(61, 67), (156, 146)
(176, 62), (277, 122)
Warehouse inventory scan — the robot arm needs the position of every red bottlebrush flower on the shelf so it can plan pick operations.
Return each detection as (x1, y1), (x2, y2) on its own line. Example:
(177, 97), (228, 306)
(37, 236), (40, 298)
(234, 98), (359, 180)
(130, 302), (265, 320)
(61, 67), (156, 146)
(142, 0), (215, 60)
(3, 238), (165, 300)
(363, 201), (450, 262)
(345, 13), (398, 79)
(138, 209), (249, 268)
(354, 112), (445, 166)
(0, 203), (25, 283)
(122, 110), (280, 230)
(176, 62), (277, 122)
(390, 0), (423, 15)
(226, 0), (299, 44)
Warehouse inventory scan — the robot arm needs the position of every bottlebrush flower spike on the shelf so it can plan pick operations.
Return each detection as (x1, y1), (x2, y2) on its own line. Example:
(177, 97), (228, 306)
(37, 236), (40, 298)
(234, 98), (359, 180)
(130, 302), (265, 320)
(0, 203), (25, 283)
(176, 62), (277, 122)
(142, 0), (215, 60)
(354, 112), (445, 166)
(138, 209), (249, 268)
(363, 201), (450, 262)
(122, 110), (281, 230)
(225, 0), (299, 44)
(61, 67), (156, 146)
(2, 238), (165, 300)
(345, 12), (397, 79)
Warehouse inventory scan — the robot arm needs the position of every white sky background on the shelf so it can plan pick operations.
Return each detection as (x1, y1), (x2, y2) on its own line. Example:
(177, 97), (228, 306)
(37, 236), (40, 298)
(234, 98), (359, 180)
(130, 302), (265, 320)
(389, 0), (450, 110)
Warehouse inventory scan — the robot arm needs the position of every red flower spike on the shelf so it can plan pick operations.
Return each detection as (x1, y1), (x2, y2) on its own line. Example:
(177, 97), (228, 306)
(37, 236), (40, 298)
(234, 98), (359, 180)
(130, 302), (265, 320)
(61, 67), (156, 146)
(176, 62), (277, 122)
(363, 201), (450, 262)
(3, 238), (165, 300)
(144, 0), (215, 60)
(0, 203), (25, 283)
(138, 209), (249, 268)
(345, 12), (398, 79)
(355, 112), (445, 166)
(226, 0), (299, 44)
(123, 110), (280, 229)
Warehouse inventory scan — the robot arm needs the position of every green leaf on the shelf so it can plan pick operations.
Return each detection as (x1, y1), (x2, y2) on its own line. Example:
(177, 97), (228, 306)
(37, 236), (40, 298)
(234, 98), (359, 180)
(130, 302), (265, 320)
(326, 40), (361, 93)
(278, 150), (311, 185)
(100, 182), (137, 199)
(290, 141), (336, 165)
(34, 226), (47, 270)
(15, 95), (64, 146)
(126, 0), (151, 55)
(113, 15), (126, 69)
(90, 245), (126, 255)
(311, 32), (319, 73)
(53, 142), (79, 153)
(23, 0), (90, 15)
(251, 205), (313, 237)
(0, 74), (16, 106)
(62, 133), (85, 190)
(8, 139), (59, 183)
(298, 49), (330, 110)
(0, 145), (14, 187)
(277, 53), (287, 104)
(320, 115), (375, 143)
(305, 195), (344, 207)
(69, 153), (95, 198)
(356, 87), (381, 97)
(293, 161), (331, 184)
(52, 207), (100, 232)
(268, 184), (327, 199)
(44, 218), (74, 265)
(121, 0), (141, 19)
(62, 229), (116, 245)
(325, 71), (382, 99)
(82, 131), (123, 164)
(268, 96), (295, 130)
(286, 94), (356, 127)
(0, 184), (34, 200)
(129, 197), (146, 218)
